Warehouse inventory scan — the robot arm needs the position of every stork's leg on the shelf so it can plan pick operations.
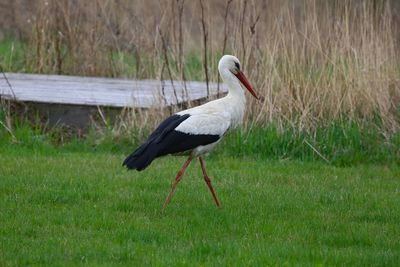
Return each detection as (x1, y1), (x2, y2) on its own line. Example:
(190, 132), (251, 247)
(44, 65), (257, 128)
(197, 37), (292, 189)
(199, 157), (221, 208)
(162, 156), (193, 210)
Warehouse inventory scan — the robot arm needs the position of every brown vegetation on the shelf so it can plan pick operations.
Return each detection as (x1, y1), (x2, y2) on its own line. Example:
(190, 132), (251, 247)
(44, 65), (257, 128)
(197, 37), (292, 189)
(1, 0), (399, 136)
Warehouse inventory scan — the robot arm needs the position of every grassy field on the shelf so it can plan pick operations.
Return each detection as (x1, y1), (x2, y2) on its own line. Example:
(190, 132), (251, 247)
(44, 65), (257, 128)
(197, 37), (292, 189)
(1, 145), (399, 266)
(1, 1), (399, 265)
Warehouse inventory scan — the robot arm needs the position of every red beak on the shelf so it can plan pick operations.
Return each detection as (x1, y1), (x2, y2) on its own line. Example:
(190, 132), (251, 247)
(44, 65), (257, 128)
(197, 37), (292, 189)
(234, 71), (259, 100)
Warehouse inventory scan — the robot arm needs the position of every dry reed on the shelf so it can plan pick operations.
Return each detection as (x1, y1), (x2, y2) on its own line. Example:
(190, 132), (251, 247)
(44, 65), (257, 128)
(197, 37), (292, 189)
(1, 0), (399, 137)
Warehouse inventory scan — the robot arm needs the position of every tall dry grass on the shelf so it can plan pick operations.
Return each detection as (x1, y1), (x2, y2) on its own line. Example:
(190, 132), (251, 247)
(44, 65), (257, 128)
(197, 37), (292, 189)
(1, 0), (400, 138)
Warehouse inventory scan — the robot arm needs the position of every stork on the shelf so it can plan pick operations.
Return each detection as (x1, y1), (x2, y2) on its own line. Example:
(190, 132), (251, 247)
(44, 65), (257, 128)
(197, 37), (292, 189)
(123, 55), (259, 209)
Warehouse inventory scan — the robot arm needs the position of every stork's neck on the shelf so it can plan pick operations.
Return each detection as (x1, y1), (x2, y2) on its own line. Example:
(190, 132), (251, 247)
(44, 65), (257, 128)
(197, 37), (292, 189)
(219, 69), (246, 102)
(218, 68), (246, 128)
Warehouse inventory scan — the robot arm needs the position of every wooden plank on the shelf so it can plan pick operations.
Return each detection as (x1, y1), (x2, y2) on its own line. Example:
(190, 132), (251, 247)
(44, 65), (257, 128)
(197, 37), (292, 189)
(0, 72), (227, 108)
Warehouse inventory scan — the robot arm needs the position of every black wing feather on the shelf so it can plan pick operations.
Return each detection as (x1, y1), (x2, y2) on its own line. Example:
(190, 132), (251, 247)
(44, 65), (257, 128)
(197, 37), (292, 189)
(123, 114), (220, 171)
(157, 131), (219, 157)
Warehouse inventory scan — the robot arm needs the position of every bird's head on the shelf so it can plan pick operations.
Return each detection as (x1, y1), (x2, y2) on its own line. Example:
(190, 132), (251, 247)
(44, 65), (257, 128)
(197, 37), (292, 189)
(218, 55), (259, 100)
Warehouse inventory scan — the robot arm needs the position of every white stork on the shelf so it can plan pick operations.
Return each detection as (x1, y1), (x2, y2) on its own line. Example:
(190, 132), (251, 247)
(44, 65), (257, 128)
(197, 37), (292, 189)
(123, 55), (259, 209)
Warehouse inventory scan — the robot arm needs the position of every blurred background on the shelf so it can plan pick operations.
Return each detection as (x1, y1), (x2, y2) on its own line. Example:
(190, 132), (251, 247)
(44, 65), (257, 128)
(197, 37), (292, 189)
(0, 0), (399, 162)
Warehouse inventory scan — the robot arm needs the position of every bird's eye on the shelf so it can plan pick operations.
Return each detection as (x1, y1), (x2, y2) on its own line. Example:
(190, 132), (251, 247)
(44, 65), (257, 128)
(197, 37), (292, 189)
(234, 62), (240, 71)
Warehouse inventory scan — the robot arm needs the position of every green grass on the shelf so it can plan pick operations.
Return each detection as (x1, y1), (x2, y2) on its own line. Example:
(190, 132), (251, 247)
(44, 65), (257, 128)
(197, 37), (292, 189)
(220, 121), (400, 166)
(0, 35), (399, 264)
(1, 145), (399, 266)
(1, 111), (398, 165)
(0, 37), (30, 73)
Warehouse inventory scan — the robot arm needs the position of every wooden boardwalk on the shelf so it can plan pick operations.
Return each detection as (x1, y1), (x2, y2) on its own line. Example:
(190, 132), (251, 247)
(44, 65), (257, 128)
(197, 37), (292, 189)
(0, 73), (227, 108)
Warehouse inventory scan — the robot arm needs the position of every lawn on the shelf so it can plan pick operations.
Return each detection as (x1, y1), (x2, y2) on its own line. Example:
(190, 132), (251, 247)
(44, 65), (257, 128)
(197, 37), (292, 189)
(0, 146), (399, 266)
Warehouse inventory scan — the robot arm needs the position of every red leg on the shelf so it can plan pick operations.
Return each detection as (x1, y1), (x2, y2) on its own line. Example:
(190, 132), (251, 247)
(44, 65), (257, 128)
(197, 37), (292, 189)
(162, 156), (192, 210)
(199, 157), (221, 208)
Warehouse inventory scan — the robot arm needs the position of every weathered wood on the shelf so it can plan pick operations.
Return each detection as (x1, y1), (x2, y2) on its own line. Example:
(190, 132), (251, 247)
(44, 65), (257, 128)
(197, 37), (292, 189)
(0, 73), (227, 108)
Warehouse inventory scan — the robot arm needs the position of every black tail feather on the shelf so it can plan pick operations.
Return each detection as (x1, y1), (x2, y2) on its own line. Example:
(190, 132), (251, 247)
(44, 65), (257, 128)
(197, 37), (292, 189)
(123, 114), (191, 171)
(123, 142), (159, 171)
(122, 113), (220, 171)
